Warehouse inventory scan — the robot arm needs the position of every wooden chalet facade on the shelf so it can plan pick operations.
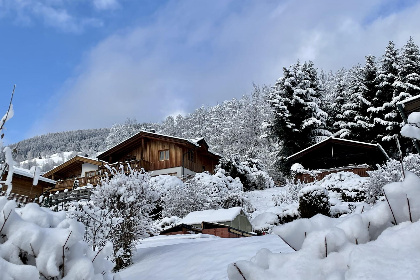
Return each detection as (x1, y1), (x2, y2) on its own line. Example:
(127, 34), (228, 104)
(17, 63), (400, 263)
(288, 137), (389, 183)
(43, 131), (220, 193)
(97, 131), (220, 177)
(1, 167), (56, 200)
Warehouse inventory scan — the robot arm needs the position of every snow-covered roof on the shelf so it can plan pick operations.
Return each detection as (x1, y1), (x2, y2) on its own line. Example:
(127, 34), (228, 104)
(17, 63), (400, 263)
(181, 207), (243, 225)
(397, 94), (420, 106)
(287, 137), (387, 160)
(98, 130), (220, 159)
(13, 167), (56, 184)
(43, 155), (106, 178)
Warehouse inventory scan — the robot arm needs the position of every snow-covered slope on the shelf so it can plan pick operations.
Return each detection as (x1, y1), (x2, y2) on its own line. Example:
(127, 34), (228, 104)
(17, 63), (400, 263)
(118, 234), (293, 280)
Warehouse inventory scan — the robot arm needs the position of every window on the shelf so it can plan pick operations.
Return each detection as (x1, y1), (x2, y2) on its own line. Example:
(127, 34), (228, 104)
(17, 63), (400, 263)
(159, 149), (169, 161)
(187, 149), (195, 162)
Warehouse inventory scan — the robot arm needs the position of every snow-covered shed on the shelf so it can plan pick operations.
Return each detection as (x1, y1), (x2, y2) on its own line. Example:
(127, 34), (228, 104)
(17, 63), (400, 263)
(180, 207), (253, 237)
(287, 137), (389, 182)
(1, 167), (56, 199)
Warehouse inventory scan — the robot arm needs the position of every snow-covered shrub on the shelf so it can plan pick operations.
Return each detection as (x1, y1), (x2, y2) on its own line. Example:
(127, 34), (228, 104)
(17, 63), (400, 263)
(158, 171), (243, 218)
(88, 167), (158, 271)
(366, 154), (420, 203)
(68, 201), (114, 251)
(298, 185), (330, 218)
(275, 179), (305, 205)
(228, 171), (420, 280)
(0, 198), (114, 279)
(251, 212), (279, 234)
(150, 175), (184, 219)
(217, 156), (274, 191)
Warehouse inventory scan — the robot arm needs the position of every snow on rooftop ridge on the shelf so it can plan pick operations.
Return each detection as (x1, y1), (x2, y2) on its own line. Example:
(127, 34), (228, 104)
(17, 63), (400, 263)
(397, 94), (420, 106)
(181, 207), (243, 225)
(13, 167), (56, 184)
(100, 130), (204, 157)
(287, 137), (381, 160)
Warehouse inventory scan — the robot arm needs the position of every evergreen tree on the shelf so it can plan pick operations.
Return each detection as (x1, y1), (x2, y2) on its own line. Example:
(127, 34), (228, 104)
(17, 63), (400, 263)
(270, 61), (327, 173)
(371, 41), (401, 156)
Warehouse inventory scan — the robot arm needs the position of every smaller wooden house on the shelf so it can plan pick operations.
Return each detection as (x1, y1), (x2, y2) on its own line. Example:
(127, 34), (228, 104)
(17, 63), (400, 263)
(1, 167), (56, 200)
(180, 207), (253, 238)
(287, 137), (389, 183)
(43, 156), (106, 192)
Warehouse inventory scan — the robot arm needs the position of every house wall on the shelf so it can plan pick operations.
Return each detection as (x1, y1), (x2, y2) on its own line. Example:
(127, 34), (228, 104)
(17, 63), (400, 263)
(1, 174), (53, 199)
(202, 228), (244, 238)
(81, 163), (99, 177)
(150, 167), (195, 177)
(111, 138), (218, 174)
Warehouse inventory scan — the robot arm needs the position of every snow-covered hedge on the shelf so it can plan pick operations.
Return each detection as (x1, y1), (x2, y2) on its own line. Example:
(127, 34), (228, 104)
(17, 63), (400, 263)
(228, 171), (420, 279)
(0, 198), (114, 279)
(217, 156), (274, 191)
(298, 185), (330, 218)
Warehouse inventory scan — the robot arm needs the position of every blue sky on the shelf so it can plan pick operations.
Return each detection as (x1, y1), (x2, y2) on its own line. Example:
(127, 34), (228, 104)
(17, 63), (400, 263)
(1, 0), (420, 145)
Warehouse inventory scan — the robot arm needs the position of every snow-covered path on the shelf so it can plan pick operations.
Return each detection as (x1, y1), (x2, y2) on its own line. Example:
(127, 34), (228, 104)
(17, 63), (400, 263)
(119, 234), (293, 280)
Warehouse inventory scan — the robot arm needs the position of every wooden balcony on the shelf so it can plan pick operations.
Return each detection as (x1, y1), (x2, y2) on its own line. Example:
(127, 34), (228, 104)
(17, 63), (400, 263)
(49, 159), (150, 193)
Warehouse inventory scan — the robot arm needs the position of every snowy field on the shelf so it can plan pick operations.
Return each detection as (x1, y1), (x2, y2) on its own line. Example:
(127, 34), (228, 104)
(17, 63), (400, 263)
(119, 234), (293, 280)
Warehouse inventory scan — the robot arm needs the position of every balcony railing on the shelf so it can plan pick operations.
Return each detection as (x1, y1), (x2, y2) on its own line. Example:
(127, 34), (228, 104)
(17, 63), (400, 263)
(50, 159), (150, 193)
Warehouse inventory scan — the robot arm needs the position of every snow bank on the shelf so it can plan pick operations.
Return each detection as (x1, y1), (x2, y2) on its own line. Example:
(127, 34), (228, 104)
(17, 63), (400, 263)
(228, 171), (420, 279)
(0, 198), (114, 279)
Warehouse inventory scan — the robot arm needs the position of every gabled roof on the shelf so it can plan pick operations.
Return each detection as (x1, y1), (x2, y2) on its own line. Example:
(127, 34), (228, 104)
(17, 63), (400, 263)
(397, 94), (420, 115)
(97, 130), (219, 160)
(181, 207), (243, 225)
(287, 137), (388, 161)
(43, 156), (105, 178)
(287, 137), (389, 170)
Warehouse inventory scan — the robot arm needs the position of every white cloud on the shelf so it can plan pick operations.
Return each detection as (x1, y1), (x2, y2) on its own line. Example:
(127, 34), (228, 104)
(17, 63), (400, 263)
(93, 0), (119, 10)
(35, 0), (420, 133)
(0, 0), (103, 33)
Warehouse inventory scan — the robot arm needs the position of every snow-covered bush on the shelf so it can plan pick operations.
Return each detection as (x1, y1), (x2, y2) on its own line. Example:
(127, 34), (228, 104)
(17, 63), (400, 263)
(217, 156), (274, 191)
(86, 167), (158, 271)
(275, 179), (305, 205)
(158, 171), (243, 218)
(366, 154), (420, 203)
(228, 171), (420, 279)
(0, 198), (114, 279)
(298, 185), (330, 218)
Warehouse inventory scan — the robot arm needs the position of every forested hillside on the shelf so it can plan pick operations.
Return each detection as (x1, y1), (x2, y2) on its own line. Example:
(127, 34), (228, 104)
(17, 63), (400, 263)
(7, 128), (110, 162)
(8, 38), (420, 178)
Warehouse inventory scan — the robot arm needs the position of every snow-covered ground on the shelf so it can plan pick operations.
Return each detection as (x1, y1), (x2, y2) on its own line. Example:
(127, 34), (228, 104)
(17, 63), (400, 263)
(118, 234), (293, 280)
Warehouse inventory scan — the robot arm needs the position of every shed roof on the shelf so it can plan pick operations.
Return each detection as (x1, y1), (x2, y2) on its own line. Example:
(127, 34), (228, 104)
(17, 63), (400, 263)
(287, 137), (389, 170)
(181, 207), (243, 225)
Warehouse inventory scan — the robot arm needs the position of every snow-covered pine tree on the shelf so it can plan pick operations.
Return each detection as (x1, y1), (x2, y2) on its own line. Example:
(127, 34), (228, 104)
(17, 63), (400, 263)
(371, 41), (401, 156)
(337, 57), (377, 143)
(270, 61), (327, 173)
(394, 37), (420, 103)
